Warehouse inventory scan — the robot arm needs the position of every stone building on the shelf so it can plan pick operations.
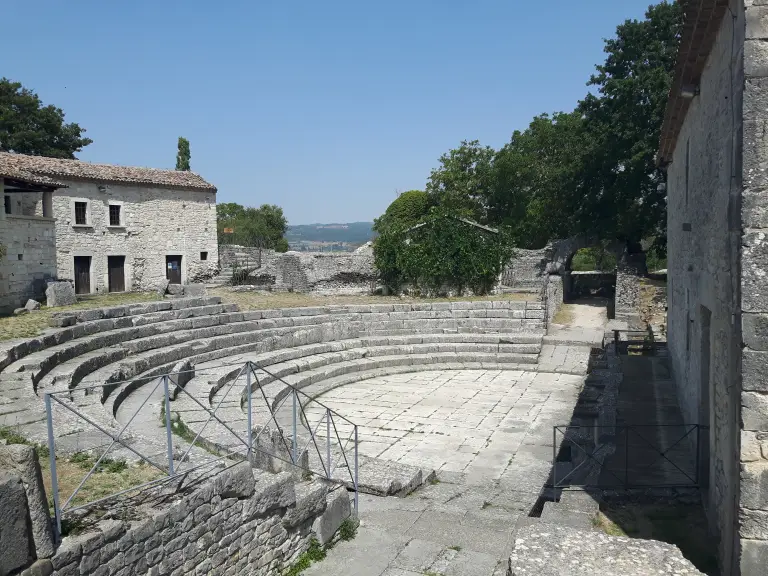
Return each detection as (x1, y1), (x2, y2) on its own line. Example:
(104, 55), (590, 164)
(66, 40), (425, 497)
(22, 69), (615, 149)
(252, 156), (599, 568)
(0, 152), (218, 295)
(0, 166), (62, 313)
(659, 1), (768, 573)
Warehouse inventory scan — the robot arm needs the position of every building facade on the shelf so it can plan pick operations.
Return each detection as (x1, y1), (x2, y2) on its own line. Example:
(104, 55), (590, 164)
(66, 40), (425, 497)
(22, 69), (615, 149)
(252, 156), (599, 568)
(0, 153), (218, 296)
(659, 1), (768, 574)
(0, 168), (61, 314)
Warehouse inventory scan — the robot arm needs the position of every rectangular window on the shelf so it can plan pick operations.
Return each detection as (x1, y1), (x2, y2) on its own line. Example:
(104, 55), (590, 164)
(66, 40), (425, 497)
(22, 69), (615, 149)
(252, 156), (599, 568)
(109, 204), (122, 226)
(200, 251), (208, 261)
(3, 195), (10, 215)
(74, 202), (88, 225)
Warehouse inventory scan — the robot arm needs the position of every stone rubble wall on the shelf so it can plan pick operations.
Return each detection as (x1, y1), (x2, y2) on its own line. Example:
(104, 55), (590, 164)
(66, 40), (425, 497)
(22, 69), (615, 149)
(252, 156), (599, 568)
(219, 245), (376, 294)
(545, 275), (563, 325)
(51, 180), (219, 293)
(9, 459), (349, 576)
(500, 248), (549, 289)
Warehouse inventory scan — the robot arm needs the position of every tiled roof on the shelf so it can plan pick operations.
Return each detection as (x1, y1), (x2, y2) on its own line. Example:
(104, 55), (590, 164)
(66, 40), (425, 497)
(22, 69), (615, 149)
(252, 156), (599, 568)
(0, 152), (216, 191)
(658, 0), (730, 164)
(0, 164), (68, 188)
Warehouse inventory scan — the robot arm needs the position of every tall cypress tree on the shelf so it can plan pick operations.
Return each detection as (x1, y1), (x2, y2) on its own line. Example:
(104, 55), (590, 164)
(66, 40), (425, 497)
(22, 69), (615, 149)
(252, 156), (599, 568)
(176, 137), (191, 171)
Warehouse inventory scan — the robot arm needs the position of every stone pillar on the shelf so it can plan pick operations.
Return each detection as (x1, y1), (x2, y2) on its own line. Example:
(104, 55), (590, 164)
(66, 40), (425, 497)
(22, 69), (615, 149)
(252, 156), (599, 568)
(42, 190), (53, 218)
(740, 2), (768, 573)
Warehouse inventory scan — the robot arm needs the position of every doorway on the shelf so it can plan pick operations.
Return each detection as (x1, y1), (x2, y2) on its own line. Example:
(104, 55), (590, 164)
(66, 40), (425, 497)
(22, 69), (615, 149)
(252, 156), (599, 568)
(73, 256), (91, 295)
(699, 305), (712, 492)
(166, 255), (182, 284)
(108, 256), (126, 293)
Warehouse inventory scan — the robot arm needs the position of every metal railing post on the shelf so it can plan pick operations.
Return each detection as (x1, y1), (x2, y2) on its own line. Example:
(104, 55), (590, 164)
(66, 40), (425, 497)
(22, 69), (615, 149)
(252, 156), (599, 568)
(354, 425), (359, 514)
(552, 426), (557, 488)
(246, 364), (253, 457)
(292, 389), (298, 464)
(326, 408), (332, 479)
(163, 375), (174, 475)
(45, 394), (62, 541)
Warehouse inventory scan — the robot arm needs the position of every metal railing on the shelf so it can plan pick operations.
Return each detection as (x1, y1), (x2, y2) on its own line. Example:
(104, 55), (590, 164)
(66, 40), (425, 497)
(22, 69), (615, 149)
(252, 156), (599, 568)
(551, 424), (702, 490)
(612, 328), (657, 355)
(44, 361), (358, 540)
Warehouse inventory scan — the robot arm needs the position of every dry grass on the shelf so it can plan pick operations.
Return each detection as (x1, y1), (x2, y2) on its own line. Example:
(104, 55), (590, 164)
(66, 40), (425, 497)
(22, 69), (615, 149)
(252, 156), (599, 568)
(40, 456), (164, 511)
(210, 288), (535, 311)
(639, 278), (667, 334)
(552, 304), (577, 326)
(0, 292), (159, 342)
(595, 505), (718, 575)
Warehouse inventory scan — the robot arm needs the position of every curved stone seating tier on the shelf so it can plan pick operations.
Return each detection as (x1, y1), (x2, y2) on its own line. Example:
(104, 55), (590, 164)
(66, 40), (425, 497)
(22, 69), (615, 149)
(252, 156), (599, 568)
(0, 299), (546, 477)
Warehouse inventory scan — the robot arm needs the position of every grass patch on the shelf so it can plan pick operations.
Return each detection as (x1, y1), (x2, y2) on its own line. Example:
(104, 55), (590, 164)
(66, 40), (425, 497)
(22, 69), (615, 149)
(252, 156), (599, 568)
(551, 304), (576, 325)
(448, 545), (462, 552)
(338, 517), (358, 541)
(285, 539), (326, 576)
(596, 504), (718, 575)
(0, 292), (159, 341)
(210, 288), (535, 313)
(481, 501), (492, 509)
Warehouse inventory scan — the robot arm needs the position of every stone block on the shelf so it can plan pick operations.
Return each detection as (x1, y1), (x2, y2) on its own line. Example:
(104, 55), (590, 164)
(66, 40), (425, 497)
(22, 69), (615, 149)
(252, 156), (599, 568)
(282, 480), (328, 528)
(25, 299), (41, 312)
(742, 431), (768, 463)
(741, 508), (768, 540)
(744, 349), (768, 392)
(743, 391), (768, 431)
(0, 444), (54, 557)
(213, 462), (256, 499)
(0, 472), (35, 575)
(748, 5), (768, 39)
(45, 281), (76, 307)
(741, 461), (768, 509)
(19, 559), (53, 576)
(48, 314), (76, 328)
(741, 538), (768, 576)
(167, 283), (184, 296)
(183, 284), (207, 297)
(744, 313), (768, 351)
(14, 308), (29, 315)
(311, 489), (351, 545)
(154, 279), (170, 297)
(242, 472), (295, 519)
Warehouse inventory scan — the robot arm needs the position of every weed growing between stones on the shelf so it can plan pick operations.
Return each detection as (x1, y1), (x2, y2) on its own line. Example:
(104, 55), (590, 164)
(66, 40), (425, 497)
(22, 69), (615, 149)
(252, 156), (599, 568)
(338, 517), (358, 541)
(448, 545), (462, 551)
(285, 539), (326, 576)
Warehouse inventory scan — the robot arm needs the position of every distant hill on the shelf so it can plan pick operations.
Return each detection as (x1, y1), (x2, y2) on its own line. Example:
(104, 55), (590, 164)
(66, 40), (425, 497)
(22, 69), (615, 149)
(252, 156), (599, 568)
(286, 222), (375, 246)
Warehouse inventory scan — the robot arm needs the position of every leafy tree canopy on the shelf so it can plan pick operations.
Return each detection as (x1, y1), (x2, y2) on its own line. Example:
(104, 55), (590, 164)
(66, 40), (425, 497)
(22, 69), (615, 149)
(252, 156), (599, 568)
(217, 202), (290, 252)
(373, 190), (429, 233)
(0, 78), (92, 158)
(176, 137), (191, 171)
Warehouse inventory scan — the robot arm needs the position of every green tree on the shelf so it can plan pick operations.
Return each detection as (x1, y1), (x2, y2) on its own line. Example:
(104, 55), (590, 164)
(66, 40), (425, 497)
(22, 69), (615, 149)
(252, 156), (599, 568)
(176, 137), (191, 171)
(490, 111), (587, 248)
(373, 190), (429, 233)
(0, 78), (92, 158)
(217, 202), (289, 251)
(425, 140), (495, 222)
(575, 1), (681, 252)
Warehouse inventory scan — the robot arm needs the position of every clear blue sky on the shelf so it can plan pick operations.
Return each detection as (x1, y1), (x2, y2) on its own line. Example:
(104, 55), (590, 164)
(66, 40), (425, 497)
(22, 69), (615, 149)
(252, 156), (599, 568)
(5, 1), (654, 225)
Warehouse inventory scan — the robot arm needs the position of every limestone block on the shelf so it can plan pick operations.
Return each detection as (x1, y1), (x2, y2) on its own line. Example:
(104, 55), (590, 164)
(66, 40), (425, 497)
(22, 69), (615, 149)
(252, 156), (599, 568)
(741, 538), (768, 576)
(281, 480), (329, 528)
(741, 461), (768, 509)
(742, 431), (767, 463)
(242, 472), (295, 519)
(744, 313), (768, 352)
(311, 489), (351, 545)
(0, 444), (54, 557)
(0, 472), (35, 575)
(45, 281), (76, 307)
(743, 391), (768, 431)
(213, 462), (256, 500)
(741, 507), (768, 540)
(24, 299), (41, 311)
(183, 284), (207, 297)
(18, 559), (53, 576)
(743, 350), (768, 393)
(748, 5), (768, 39)
(154, 279), (170, 297)
(14, 308), (29, 315)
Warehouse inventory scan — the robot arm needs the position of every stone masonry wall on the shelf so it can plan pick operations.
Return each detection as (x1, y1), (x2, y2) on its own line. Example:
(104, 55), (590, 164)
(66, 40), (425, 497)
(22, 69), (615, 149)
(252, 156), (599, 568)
(52, 181), (219, 293)
(14, 461), (345, 576)
(501, 247), (549, 288)
(741, 1), (768, 572)
(666, 3), (745, 573)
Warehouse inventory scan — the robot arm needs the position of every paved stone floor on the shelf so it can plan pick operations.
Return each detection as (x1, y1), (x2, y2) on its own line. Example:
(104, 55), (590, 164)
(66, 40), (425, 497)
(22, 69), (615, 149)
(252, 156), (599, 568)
(308, 370), (582, 483)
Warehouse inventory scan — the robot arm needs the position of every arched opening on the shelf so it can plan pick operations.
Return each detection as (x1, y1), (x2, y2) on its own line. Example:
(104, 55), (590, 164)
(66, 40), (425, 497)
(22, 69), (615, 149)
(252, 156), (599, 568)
(562, 245), (617, 319)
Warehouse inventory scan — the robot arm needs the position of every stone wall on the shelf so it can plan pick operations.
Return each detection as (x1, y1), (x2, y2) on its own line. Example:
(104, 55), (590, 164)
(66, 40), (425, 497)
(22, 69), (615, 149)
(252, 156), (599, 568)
(741, 1), (768, 571)
(501, 248), (549, 288)
(0, 183), (57, 314)
(8, 457), (350, 576)
(51, 181), (219, 293)
(220, 246), (376, 294)
(666, 3), (745, 572)
(545, 275), (563, 325)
